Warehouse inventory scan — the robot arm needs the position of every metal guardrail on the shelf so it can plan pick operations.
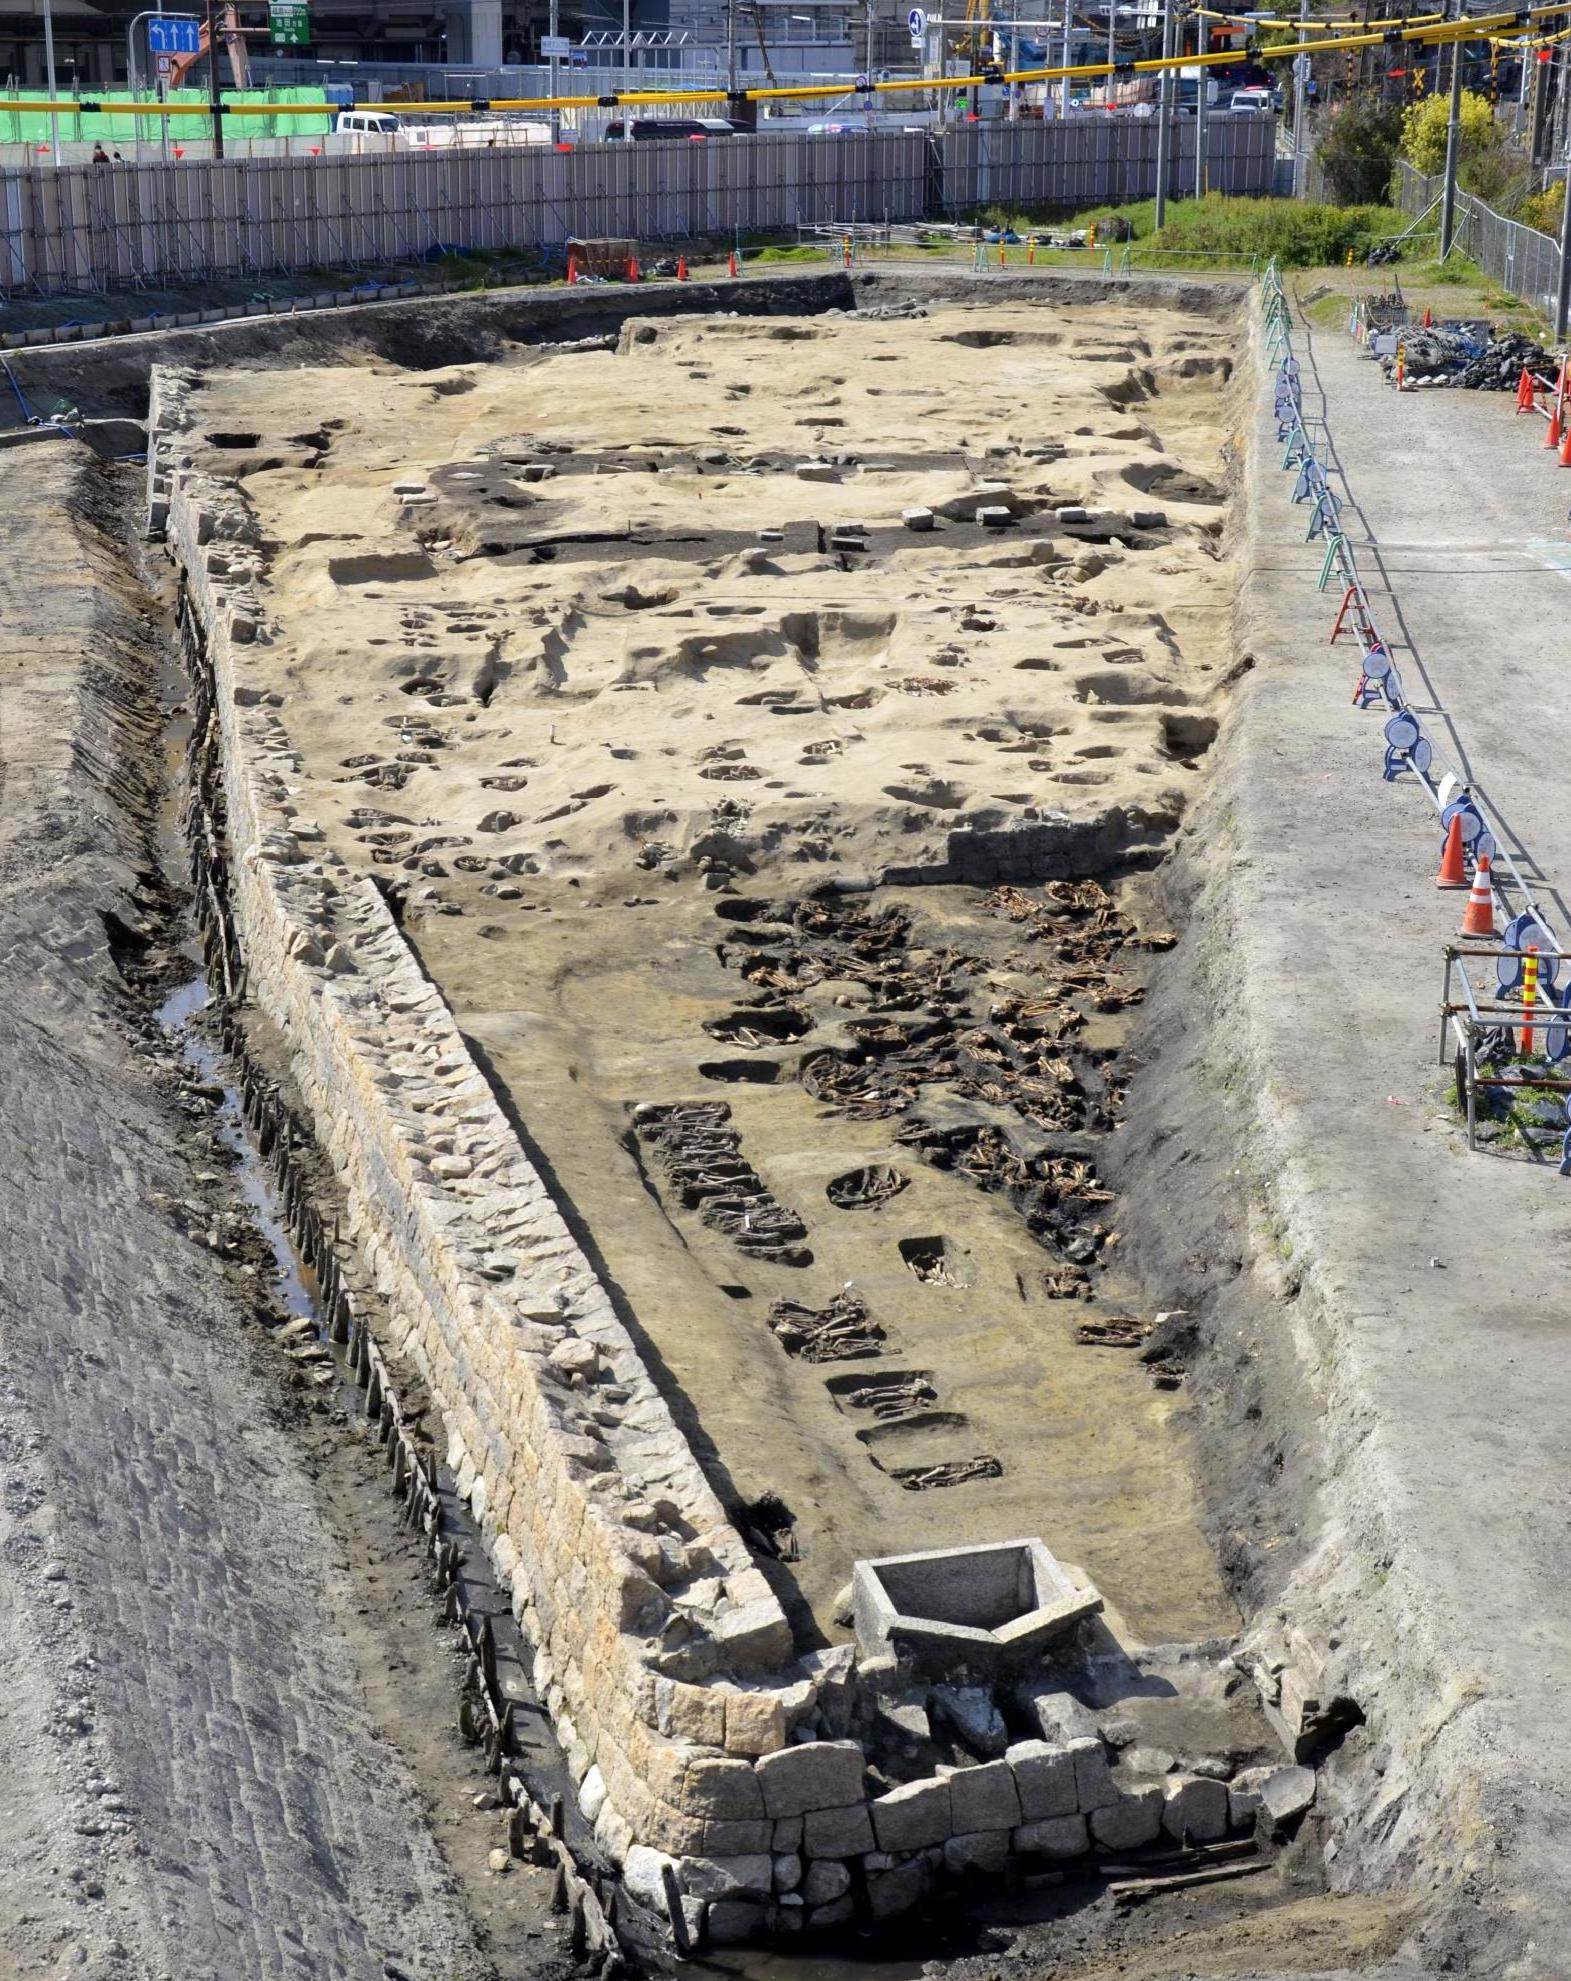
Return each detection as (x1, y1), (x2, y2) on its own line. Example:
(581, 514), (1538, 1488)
(1262, 258), (1571, 1165)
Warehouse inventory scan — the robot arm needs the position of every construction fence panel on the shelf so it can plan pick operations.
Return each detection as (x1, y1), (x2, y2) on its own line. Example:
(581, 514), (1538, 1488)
(939, 114), (1275, 212)
(1399, 160), (1562, 320)
(0, 121), (1275, 300)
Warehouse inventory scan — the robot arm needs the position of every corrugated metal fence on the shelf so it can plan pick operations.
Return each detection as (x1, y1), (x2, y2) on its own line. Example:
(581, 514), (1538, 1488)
(1, 118), (1276, 299)
(945, 116), (1275, 210)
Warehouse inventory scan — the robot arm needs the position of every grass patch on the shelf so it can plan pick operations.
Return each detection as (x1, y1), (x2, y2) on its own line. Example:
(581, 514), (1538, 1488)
(954, 195), (1414, 271)
(1136, 196), (1409, 269)
(1409, 251), (1487, 288)
(749, 243), (826, 264)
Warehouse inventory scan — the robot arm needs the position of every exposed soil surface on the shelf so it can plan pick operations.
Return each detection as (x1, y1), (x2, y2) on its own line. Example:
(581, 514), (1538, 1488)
(172, 300), (1243, 1662)
(0, 278), (1460, 1981)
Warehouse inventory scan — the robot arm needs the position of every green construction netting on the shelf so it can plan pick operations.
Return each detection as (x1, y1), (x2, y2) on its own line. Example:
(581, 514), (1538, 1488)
(0, 85), (332, 142)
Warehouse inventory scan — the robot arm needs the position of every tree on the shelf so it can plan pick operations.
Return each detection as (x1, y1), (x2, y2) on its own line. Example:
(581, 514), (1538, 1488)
(1318, 95), (1403, 205)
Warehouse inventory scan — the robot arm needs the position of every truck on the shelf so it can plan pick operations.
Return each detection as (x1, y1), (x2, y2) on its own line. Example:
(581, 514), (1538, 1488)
(1111, 67), (1218, 115)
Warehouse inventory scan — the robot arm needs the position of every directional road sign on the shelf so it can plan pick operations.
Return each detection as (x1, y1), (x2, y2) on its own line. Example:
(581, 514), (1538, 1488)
(147, 14), (201, 54)
(269, 0), (311, 47)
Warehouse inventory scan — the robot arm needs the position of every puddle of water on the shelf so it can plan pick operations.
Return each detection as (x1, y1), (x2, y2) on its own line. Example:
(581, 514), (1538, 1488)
(155, 964), (316, 1320)
(715, 1943), (934, 1981)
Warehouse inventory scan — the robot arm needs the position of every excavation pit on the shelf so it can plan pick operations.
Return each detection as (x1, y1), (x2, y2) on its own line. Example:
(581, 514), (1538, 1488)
(147, 282), (1277, 1945)
(157, 293), (1244, 1641)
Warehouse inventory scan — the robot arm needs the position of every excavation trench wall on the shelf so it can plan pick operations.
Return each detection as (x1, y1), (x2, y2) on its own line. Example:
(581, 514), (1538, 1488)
(141, 278), (1290, 1949)
(6, 264), (1238, 426)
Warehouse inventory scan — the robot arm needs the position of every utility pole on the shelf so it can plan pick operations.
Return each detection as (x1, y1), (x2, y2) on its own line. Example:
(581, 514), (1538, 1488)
(1555, 67), (1571, 339)
(865, 0), (876, 130)
(1059, 0), (1070, 119)
(622, 0), (633, 139)
(205, 0), (223, 159)
(1195, 9), (1208, 196)
(548, 0), (560, 144)
(726, 0), (737, 94)
(1289, 0), (1309, 196)
(1153, 0), (1173, 229)
(1439, 0), (1466, 257)
(42, 0), (60, 166)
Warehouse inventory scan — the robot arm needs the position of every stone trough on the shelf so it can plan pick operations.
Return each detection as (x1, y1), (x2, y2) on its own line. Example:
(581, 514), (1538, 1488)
(853, 1539), (1102, 1678)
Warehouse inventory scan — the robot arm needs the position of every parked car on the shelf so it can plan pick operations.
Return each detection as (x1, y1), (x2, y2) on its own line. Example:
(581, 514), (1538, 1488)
(1228, 87), (1277, 113)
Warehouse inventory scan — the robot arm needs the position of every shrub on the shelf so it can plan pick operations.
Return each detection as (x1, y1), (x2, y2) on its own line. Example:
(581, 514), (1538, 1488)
(1401, 88), (1499, 178)
(1518, 180), (1564, 237)
(1141, 194), (1405, 268)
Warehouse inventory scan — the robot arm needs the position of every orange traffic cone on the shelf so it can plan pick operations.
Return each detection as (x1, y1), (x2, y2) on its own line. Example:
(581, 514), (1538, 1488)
(566, 252), (578, 286)
(627, 253), (640, 283)
(727, 250), (739, 277)
(676, 254), (688, 281)
(1436, 813), (1468, 889)
(1559, 419), (1571, 467)
(1517, 366), (1537, 413)
(1422, 306), (1433, 327)
(1547, 402), (1562, 449)
(1460, 854), (1497, 938)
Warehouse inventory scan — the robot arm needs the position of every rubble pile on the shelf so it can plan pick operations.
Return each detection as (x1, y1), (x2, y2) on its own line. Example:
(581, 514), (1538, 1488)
(1380, 323), (1554, 390)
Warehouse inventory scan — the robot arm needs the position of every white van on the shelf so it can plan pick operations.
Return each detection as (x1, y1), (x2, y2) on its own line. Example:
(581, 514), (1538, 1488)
(1229, 87), (1276, 114)
(334, 109), (406, 148)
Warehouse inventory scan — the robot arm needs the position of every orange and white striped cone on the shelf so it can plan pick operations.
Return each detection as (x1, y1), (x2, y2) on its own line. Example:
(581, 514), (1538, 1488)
(1460, 854), (1497, 939)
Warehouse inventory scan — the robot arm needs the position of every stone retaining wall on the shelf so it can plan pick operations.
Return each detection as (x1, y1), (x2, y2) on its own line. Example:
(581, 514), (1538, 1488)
(146, 361), (1290, 1948)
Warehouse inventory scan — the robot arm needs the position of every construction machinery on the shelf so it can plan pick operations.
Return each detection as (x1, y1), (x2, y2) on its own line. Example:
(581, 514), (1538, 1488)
(166, 3), (251, 90)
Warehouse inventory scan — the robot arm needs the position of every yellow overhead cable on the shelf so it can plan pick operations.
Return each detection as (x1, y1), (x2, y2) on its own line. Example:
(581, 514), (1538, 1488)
(29, 3), (1571, 121)
(1193, 6), (1443, 26)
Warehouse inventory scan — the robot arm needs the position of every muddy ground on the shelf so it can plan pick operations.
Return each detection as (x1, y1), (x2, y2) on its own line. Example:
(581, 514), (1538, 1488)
(0, 444), (568, 1980)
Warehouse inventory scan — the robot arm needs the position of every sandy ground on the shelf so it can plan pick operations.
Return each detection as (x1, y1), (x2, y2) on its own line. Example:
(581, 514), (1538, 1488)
(179, 298), (1245, 1674)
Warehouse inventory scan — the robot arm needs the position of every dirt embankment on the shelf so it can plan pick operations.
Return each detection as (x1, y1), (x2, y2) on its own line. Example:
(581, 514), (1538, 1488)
(0, 444), (565, 1980)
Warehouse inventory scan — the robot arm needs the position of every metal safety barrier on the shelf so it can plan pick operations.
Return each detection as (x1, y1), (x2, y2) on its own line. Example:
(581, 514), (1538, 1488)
(1262, 258), (1571, 1163)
